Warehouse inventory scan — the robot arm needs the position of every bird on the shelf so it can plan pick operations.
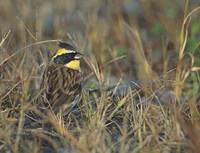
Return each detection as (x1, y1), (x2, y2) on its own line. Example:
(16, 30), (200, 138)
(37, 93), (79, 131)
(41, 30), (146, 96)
(39, 41), (83, 114)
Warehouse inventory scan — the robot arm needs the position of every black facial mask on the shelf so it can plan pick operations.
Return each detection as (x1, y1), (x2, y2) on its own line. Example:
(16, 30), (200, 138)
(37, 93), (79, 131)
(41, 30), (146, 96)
(53, 52), (77, 64)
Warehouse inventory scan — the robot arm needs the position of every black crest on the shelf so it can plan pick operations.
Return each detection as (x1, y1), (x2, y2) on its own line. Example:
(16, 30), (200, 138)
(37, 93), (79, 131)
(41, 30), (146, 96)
(58, 41), (76, 51)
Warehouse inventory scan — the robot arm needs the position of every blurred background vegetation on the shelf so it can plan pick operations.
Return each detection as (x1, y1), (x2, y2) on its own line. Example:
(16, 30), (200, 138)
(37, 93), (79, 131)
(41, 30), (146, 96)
(0, 0), (200, 153)
(0, 1), (199, 71)
(0, 0), (199, 84)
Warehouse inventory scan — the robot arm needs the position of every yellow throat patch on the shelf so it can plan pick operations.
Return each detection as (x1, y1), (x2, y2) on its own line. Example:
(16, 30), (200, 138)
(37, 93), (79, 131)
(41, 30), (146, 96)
(65, 59), (80, 71)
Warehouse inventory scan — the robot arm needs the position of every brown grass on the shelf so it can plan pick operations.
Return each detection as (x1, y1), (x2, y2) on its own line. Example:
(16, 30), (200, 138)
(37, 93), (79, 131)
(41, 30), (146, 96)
(0, 0), (200, 153)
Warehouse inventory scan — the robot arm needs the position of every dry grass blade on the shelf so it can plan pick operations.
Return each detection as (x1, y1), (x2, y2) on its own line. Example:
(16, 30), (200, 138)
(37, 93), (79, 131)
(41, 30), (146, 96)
(191, 67), (200, 72)
(48, 112), (90, 153)
(175, 4), (200, 99)
(0, 1), (199, 153)
(178, 98), (200, 153)
(0, 30), (11, 47)
(14, 107), (25, 153)
(0, 40), (60, 67)
(0, 81), (21, 103)
(133, 135), (153, 153)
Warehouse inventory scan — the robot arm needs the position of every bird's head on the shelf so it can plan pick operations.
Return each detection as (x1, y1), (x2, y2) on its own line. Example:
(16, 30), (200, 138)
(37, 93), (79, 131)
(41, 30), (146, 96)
(52, 41), (82, 71)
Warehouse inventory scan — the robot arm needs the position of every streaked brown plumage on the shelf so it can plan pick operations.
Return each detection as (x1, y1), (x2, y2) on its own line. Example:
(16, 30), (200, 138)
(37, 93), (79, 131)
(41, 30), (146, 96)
(39, 42), (82, 113)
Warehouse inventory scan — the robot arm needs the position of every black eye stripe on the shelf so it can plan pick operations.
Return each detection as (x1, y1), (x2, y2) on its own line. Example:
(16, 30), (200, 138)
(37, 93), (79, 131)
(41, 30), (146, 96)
(53, 53), (77, 64)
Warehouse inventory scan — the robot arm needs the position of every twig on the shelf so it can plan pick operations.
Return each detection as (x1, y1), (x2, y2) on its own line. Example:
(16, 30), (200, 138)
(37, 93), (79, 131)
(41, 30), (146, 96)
(14, 107), (25, 153)
(0, 39), (61, 67)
